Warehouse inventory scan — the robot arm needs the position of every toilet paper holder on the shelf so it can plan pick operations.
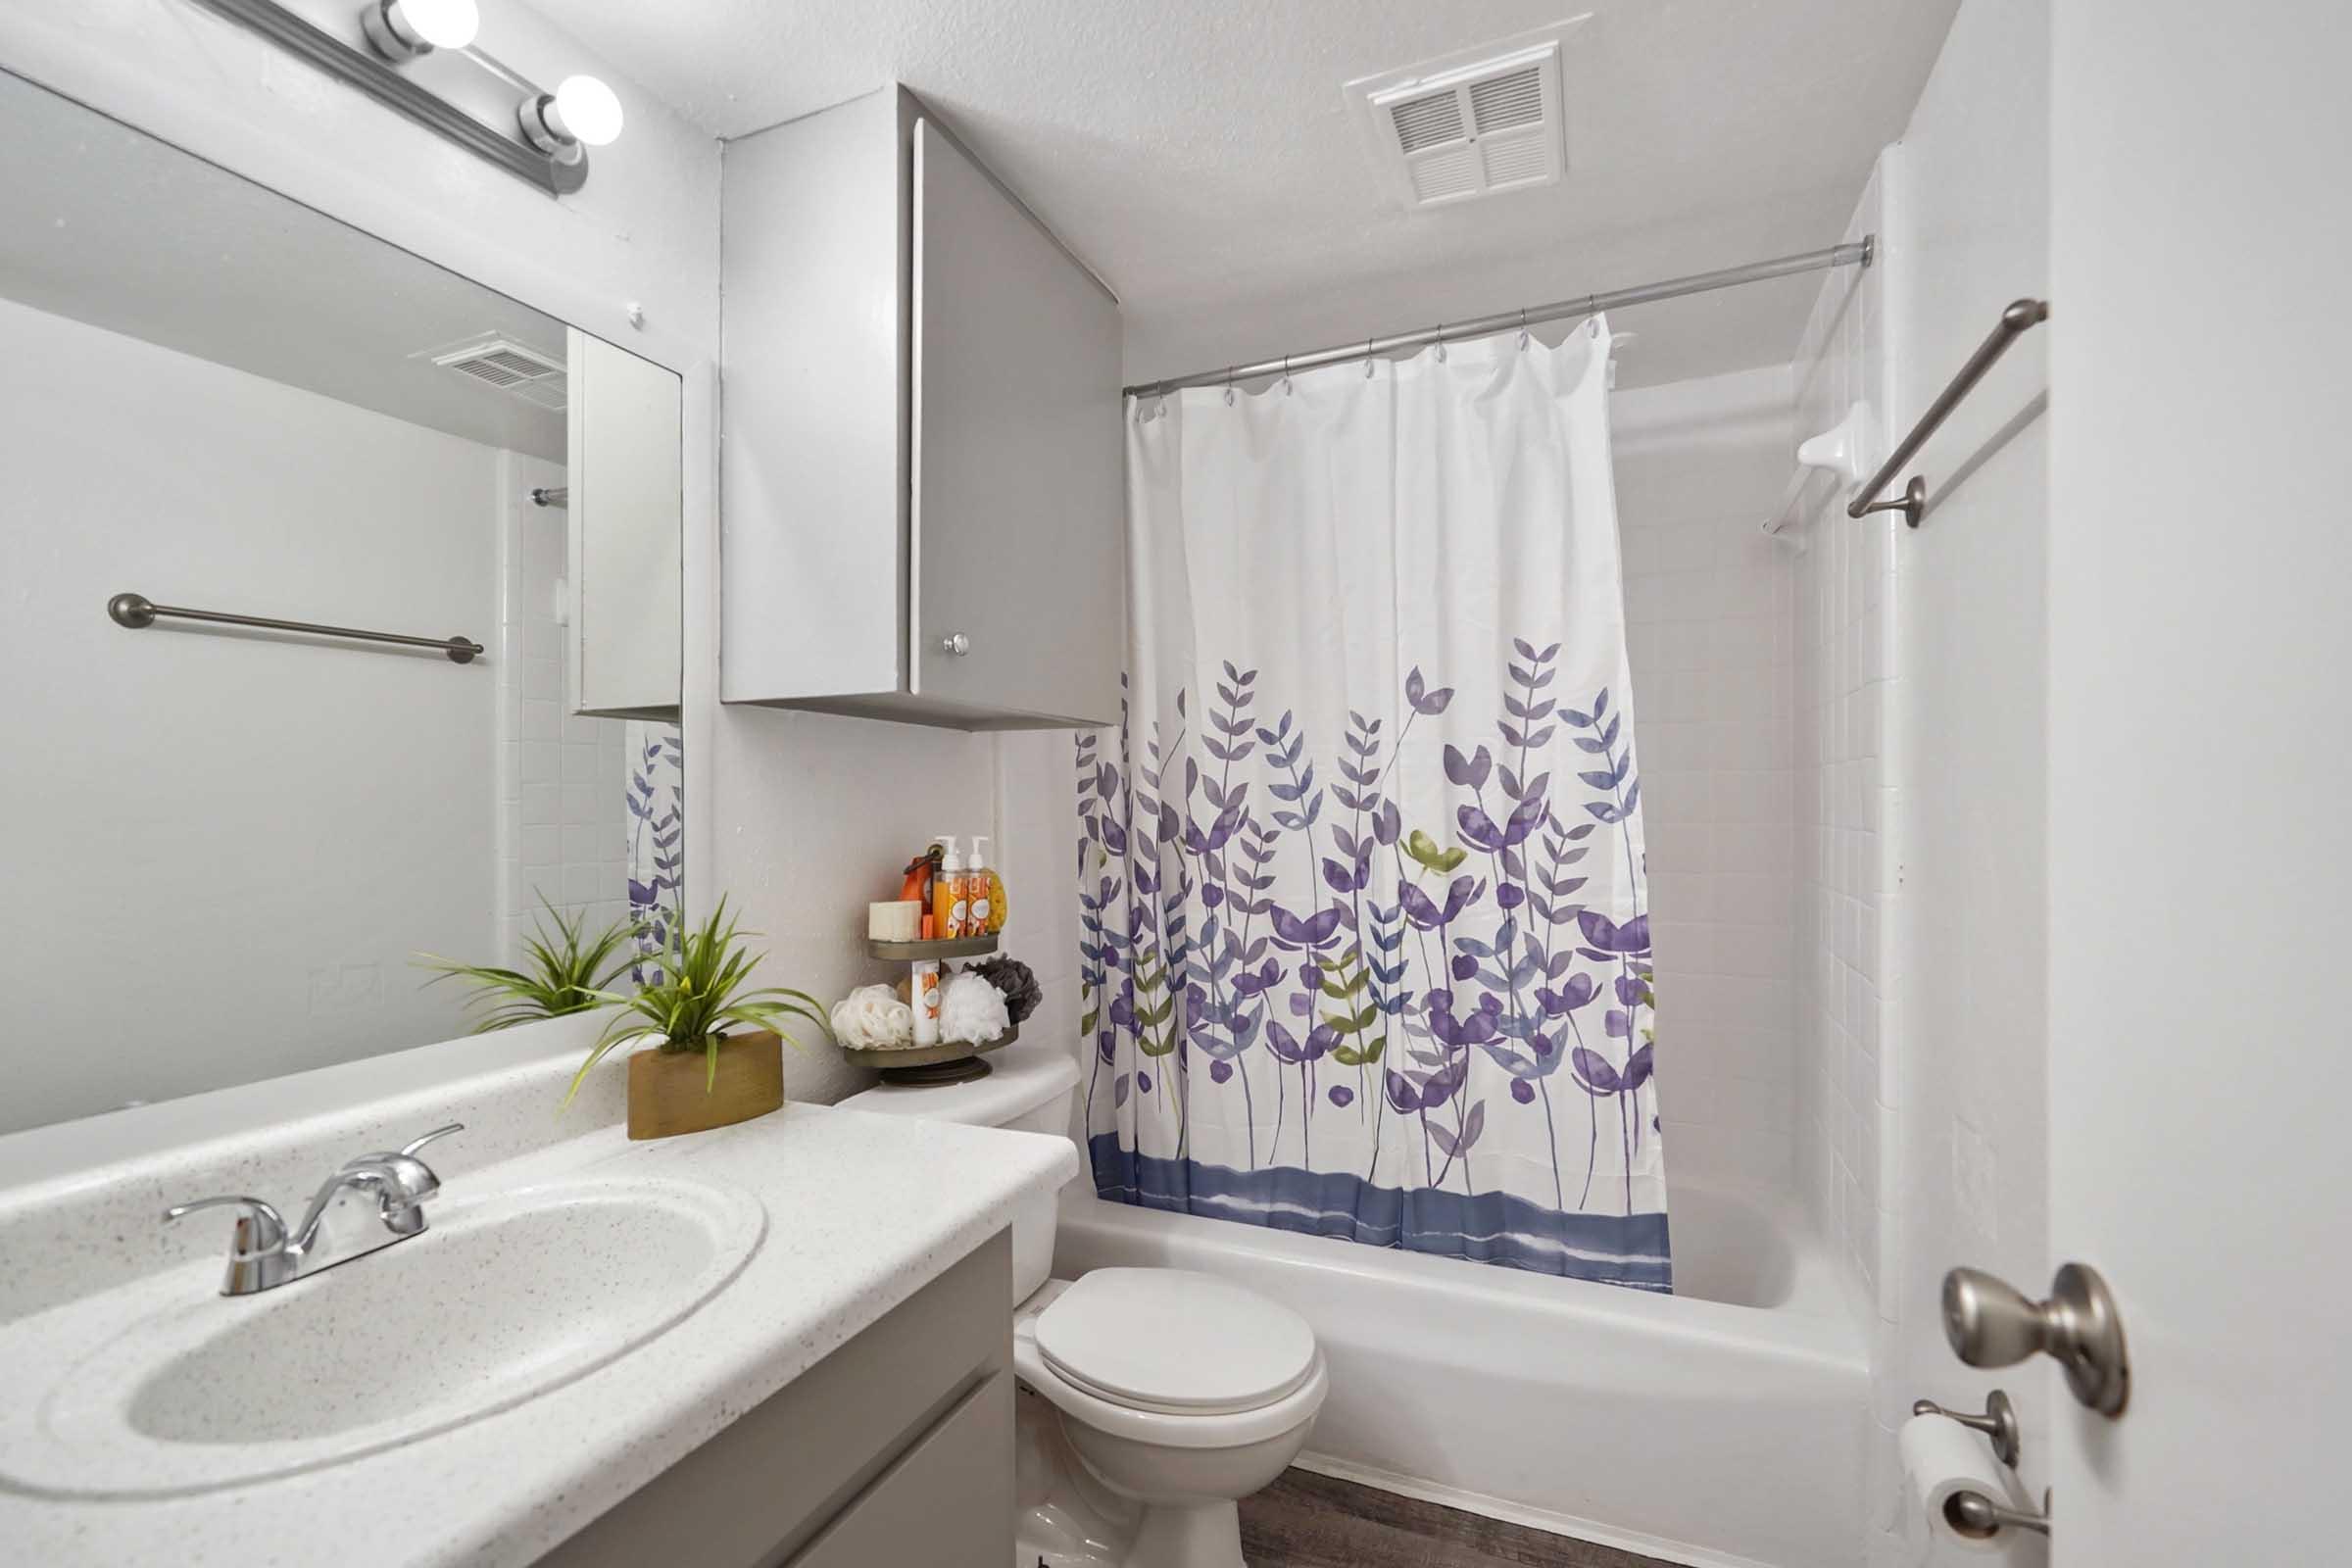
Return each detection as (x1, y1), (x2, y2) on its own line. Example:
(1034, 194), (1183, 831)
(1911, 1388), (2021, 1467)
(1946, 1486), (2053, 1541)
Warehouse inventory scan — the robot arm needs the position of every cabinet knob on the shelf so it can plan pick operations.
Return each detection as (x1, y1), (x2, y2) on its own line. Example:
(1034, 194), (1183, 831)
(939, 632), (971, 657)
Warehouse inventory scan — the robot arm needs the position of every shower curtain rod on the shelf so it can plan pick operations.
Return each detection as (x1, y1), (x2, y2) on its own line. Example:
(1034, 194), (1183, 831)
(1122, 237), (1875, 398)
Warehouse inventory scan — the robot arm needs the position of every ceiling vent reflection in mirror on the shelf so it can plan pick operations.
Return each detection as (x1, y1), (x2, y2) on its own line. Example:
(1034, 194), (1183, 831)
(429, 336), (567, 409)
(1345, 16), (1585, 210)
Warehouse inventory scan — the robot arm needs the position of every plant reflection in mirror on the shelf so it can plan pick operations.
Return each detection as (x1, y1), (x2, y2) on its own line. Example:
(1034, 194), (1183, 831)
(416, 895), (640, 1032)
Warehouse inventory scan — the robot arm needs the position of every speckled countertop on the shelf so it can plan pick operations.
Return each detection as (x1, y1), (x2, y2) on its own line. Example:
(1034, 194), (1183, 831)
(0, 1102), (1077, 1567)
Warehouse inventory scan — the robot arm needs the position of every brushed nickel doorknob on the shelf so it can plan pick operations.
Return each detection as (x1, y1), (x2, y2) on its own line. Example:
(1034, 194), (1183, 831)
(1942, 1262), (2130, 1416)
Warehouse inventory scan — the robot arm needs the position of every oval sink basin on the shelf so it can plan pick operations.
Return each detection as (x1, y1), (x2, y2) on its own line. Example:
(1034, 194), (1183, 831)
(0, 1176), (764, 1497)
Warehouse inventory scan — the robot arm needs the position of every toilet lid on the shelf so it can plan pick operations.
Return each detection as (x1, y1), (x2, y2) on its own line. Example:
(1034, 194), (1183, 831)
(1033, 1268), (1318, 1416)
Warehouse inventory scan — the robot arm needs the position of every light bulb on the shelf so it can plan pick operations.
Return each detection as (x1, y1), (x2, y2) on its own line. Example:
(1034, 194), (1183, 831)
(359, 0), (476, 59)
(400, 0), (478, 48)
(553, 75), (623, 147)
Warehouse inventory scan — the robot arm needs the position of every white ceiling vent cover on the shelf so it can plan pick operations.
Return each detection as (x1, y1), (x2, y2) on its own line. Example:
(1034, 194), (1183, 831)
(429, 337), (567, 407)
(1345, 22), (1581, 211)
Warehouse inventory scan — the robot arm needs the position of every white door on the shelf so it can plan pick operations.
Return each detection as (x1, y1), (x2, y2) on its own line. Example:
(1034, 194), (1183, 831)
(2045, 2), (2351, 1559)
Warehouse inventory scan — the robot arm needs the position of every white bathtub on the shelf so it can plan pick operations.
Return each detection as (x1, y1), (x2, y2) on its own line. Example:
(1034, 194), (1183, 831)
(1053, 1184), (1868, 1568)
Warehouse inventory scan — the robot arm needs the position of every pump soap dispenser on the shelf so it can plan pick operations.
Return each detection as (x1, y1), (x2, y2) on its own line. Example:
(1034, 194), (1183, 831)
(933, 835), (967, 939)
(967, 836), (995, 936)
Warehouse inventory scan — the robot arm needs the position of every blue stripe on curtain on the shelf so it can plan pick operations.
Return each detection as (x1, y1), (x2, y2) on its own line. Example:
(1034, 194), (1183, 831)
(1090, 1133), (1673, 1292)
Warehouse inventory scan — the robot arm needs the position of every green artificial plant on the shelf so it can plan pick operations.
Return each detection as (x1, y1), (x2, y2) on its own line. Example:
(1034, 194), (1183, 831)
(566, 897), (829, 1104)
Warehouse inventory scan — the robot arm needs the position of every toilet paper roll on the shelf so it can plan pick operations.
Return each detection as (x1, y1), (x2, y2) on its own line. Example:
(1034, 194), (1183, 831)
(1898, 1412), (2026, 1558)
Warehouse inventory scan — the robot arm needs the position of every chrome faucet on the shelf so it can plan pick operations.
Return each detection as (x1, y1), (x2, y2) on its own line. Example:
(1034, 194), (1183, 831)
(164, 1123), (463, 1297)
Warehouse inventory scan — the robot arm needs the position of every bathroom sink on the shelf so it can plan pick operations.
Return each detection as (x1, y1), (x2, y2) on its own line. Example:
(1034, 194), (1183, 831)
(0, 1176), (765, 1497)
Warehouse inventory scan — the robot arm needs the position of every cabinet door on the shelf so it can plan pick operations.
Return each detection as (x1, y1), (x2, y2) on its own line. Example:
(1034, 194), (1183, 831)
(785, 1370), (1013, 1568)
(566, 326), (682, 716)
(911, 119), (1122, 725)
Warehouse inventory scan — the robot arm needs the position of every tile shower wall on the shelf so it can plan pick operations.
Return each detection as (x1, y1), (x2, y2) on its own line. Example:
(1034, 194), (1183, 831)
(1791, 2), (2053, 1560)
(1790, 169), (1896, 1316)
(1873, 0), (2053, 1558)
(1612, 367), (1801, 1202)
(494, 453), (631, 960)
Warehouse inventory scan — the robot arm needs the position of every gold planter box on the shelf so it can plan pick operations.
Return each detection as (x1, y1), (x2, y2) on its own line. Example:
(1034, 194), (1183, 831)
(626, 1030), (784, 1141)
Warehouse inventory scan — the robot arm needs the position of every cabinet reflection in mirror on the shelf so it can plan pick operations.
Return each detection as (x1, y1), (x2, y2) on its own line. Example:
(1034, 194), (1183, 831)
(0, 71), (685, 1135)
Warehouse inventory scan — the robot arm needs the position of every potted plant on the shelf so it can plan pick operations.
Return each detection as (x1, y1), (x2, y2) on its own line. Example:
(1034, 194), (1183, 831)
(567, 898), (831, 1140)
(416, 897), (639, 1031)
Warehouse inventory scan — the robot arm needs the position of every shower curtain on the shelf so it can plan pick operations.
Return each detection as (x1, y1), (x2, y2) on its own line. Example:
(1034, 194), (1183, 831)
(1079, 317), (1671, 1290)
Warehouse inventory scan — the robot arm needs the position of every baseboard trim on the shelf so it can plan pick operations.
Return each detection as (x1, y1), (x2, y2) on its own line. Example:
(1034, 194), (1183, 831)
(1290, 1451), (1781, 1568)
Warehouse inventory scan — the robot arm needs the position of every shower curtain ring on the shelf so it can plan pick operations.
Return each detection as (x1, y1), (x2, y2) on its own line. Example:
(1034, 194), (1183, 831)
(1223, 366), (1236, 406)
(1435, 323), (1446, 363)
(1519, 308), (1531, 351)
(1364, 337), (1375, 378)
(1282, 355), (1293, 395)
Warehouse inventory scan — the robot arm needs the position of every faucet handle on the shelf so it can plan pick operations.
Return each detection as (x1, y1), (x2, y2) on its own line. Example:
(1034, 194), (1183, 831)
(398, 1122), (465, 1159)
(164, 1195), (289, 1255)
(165, 1196), (295, 1297)
(337, 1123), (465, 1235)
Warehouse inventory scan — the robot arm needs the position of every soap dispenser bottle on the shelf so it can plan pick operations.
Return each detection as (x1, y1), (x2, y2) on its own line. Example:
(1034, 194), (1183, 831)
(933, 835), (966, 939)
(966, 836), (994, 937)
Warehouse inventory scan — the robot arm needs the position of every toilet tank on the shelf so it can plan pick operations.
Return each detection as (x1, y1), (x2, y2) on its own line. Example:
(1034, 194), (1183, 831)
(838, 1041), (1081, 1301)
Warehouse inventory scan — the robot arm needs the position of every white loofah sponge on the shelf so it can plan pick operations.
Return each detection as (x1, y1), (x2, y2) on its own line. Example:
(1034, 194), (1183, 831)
(939, 970), (1011, 1045)
(830, 983), (914, 1050)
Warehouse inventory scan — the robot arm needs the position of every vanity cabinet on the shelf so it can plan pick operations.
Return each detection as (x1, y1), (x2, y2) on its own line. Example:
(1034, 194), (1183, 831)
(720, 86), (1123, 729)
(541, 1231), (1014, 1568)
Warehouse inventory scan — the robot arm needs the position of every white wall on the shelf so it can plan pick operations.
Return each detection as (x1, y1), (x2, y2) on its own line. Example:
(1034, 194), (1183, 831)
(1789, 0), (2053, 1560)
(1612, 366), (1802, 1203)
(0, 298), (501, 1129)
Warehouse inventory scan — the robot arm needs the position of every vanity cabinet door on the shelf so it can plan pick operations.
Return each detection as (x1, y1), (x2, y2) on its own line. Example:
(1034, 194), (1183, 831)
(909, 118), (1122, 726)
(784, 1369), (1013, 1568)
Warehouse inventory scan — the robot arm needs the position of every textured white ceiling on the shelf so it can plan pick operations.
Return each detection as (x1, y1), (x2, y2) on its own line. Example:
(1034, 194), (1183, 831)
(544, 0), (1959, 389)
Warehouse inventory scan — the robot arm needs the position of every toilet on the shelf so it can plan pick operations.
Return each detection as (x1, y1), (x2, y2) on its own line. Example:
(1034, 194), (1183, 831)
(843, 1041), (1327, 1568)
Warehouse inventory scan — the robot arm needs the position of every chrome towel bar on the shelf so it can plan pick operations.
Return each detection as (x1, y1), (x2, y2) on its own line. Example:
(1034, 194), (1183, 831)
(106, 592), (483, 664)
(1850, 298), (2048, 528)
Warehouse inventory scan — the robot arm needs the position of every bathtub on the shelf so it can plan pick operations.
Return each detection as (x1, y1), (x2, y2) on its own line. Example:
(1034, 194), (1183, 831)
(1053, 1183), (1868, 1568)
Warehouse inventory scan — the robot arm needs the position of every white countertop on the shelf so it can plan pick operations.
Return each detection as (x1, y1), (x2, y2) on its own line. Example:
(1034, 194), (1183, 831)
(0, 1102), (1077, 1567)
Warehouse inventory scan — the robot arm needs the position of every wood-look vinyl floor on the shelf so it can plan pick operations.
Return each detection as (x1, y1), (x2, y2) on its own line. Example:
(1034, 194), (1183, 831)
(1235, 1468), (1676, 1568)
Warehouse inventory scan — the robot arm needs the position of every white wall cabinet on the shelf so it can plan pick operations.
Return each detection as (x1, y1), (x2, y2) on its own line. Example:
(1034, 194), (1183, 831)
(721, 87), (1122, 729)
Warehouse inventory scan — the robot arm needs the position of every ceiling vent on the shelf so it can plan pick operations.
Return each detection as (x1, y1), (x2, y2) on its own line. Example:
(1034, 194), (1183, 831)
(428, 336), (567, 409)
(1345, 22), (1581, 210)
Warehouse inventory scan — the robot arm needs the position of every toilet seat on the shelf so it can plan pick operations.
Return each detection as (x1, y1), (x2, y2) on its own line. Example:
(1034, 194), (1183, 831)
(1033, 1268), (1319, 1417)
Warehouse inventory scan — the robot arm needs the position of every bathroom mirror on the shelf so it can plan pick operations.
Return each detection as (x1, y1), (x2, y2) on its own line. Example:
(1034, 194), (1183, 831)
(0, 71), (686, 1134)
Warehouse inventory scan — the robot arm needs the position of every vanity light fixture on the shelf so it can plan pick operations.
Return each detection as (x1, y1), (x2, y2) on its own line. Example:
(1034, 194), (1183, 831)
(189, 0), (614, 194)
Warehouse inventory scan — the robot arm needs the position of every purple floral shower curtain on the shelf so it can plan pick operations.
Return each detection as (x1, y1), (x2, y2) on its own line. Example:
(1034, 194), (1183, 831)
(1079, 318), (1672, 1290)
